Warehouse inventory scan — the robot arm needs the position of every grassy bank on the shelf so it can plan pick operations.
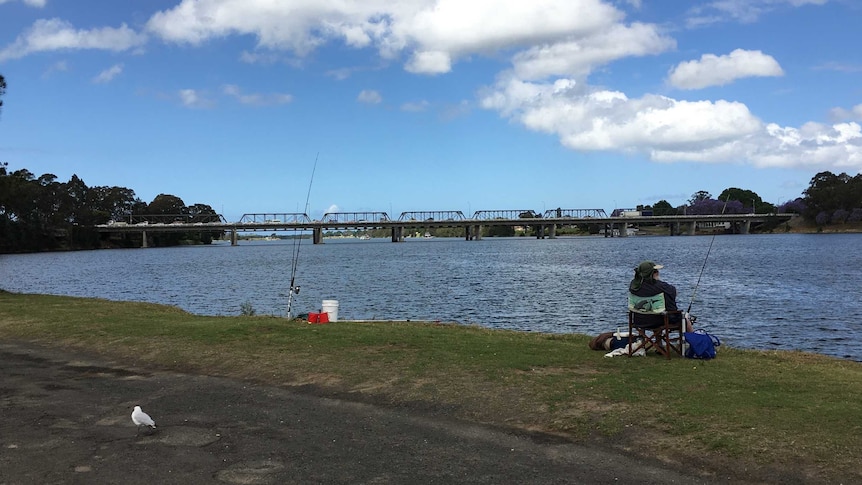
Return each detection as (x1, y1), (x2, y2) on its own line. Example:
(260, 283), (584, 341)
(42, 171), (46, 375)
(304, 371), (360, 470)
(1, 291), (860, 482)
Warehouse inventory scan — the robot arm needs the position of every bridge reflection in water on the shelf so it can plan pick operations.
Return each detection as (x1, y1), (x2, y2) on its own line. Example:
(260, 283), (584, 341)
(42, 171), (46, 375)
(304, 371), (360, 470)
(95, 208), (795, 248)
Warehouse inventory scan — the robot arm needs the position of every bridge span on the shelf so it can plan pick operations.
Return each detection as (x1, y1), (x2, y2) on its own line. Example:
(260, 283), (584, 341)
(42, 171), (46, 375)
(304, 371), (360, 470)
(95, 210), (796, 248)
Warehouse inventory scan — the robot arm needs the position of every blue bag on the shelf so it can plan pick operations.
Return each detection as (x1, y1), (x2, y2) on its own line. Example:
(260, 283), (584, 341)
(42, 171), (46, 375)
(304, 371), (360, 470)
(684, 330), (721, 360)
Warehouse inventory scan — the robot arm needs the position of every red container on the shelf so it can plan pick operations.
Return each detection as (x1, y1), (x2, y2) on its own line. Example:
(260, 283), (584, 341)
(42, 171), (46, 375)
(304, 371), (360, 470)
(307, 312), (329, 324)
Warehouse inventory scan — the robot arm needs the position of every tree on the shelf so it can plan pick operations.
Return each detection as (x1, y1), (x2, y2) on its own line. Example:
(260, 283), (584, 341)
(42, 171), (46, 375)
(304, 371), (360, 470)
(0, 162), (221, 252)
(687, 198), (742, 215)
(832, 209), (849, 224)
(652, 200), (675, 216)
(718, 187), (762, 212)
(147, 194), (187, 217)
(802, 171), (855, 222)
(86, 186), (143, 224)
(187, 203), (217, 222)
(779, 198), (806, 214)
(0, 73), (5, 113)
(61, 175), (89, 224)
(688, 191), (711, 205)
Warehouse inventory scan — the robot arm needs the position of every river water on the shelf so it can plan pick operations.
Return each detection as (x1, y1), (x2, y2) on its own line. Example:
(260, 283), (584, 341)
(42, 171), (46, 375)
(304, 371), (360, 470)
(1, 234), (860, 361)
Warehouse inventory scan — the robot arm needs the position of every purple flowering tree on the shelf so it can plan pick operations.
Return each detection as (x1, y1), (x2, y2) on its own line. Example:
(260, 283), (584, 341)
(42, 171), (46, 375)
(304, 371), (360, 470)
(779, 198), (806, 214)
(687, 198), (744, 215)
(832, 209), (849, 224)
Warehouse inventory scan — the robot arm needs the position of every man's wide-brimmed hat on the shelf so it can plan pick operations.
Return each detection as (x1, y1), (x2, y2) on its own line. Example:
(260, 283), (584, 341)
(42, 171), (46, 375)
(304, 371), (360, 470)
(636, 261), (663, 278)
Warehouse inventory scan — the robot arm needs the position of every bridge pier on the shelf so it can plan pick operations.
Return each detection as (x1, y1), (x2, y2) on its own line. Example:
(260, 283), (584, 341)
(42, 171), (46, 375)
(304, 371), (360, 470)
(141, 230), (148, 248)
(686, 222), (696, 236)
(740, 221), (750, 235)
(313, 228), (323, 244)
(391, 227), (404, 242)
(535, 224), (545, 239)
(548, 224), (556, 239)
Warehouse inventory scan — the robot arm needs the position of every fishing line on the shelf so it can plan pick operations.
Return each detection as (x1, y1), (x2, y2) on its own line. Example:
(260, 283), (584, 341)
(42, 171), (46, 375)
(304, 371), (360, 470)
(287, 152), (318, 318)
(687, 194), (731, 313)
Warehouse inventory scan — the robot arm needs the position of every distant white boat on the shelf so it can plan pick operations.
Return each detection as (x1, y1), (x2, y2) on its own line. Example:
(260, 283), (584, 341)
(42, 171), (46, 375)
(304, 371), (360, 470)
(359, 234), (371, 240)
(424, 232), (434, 239)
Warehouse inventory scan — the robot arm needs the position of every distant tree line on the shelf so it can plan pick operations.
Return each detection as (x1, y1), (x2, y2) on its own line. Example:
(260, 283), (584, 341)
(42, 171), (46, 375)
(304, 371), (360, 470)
(3, 164), (860, 252)
(633, 171), (862, 228)
(0, 163), (221, 253)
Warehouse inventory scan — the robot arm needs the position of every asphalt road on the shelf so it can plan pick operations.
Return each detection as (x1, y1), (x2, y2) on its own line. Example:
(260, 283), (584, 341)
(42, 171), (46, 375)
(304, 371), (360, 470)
(0, 341), (729, 484)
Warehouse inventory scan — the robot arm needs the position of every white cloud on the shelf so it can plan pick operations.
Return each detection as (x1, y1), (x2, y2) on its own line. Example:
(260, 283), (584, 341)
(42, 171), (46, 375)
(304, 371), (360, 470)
(93, 63), (123, 83)
(357, 89), (382, 104)
(480, 77), (862, 171)
(830, 104), (862, 122)
(667, 49), (784, 90)
(146, 0), (389, 54)
(16, 0), (845, 174)
(511, 22), (674, 81)
(400, 100), (429, 112)
(814, 62), (862, 73)
(399, 0), (621, 64)
(405, 50), (451, 75)
(178, 89), (214, 109)
(0, 0), (47, 7)
(41, 59), (67, 77)
(222, 84), (293, 106)
(686, 0), (828, 27)
(145, 0), (625, 74)
(0, 18), (147, 61)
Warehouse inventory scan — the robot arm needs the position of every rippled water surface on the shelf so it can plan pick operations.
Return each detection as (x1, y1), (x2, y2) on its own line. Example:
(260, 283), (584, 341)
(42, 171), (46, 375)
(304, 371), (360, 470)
(2, 234), (861, 360)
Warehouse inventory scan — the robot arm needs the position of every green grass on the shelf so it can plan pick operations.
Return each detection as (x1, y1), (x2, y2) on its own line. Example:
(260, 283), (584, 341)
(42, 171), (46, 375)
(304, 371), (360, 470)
(1, 290), (860, 482)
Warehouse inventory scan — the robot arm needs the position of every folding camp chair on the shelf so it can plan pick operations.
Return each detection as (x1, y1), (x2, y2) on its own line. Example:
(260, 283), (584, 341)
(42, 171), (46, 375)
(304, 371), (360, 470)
(627, 293), (684, 359)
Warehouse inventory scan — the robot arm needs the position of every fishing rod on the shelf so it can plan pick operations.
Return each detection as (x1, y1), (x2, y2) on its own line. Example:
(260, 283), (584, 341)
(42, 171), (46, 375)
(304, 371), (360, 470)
(686, 194), (731, 314)
(286, 153), (318, 319)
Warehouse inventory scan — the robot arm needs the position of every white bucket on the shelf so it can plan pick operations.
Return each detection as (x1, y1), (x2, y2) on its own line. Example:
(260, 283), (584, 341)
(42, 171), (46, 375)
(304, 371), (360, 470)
(321, 300), (339, 322)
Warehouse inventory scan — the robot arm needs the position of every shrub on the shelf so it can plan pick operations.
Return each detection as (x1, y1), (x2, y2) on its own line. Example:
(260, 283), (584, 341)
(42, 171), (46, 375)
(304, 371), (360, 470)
(832, 209), (849, 224)
(240, 301), (256, 316)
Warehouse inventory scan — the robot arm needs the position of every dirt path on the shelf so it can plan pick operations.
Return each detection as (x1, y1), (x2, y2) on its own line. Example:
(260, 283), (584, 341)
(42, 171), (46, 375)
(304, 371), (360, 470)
(1, 341), (730, 484)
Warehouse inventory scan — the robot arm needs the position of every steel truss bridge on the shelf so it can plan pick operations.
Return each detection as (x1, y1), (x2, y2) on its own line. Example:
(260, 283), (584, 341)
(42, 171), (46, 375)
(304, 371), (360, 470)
(95, 209), (795, 247)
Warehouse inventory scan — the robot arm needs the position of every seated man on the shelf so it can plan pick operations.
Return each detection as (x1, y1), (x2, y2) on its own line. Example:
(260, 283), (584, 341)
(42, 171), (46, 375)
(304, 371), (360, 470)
(629, 261), (693, 332)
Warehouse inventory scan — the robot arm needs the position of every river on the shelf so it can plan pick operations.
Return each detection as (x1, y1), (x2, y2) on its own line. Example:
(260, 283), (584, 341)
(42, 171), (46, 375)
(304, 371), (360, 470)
(1, 233), (860, 361)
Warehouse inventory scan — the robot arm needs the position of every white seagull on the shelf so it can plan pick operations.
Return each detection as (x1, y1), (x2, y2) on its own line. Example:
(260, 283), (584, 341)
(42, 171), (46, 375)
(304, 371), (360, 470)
(131, 405), (157, 435)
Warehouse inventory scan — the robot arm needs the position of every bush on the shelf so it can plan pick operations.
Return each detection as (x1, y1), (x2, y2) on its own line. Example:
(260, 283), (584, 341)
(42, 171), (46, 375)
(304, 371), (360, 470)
(240, 301), (256, 316)
(815, 211), (830, 225)
(832, 209), (849, 224)
(848, 208), (862, 223)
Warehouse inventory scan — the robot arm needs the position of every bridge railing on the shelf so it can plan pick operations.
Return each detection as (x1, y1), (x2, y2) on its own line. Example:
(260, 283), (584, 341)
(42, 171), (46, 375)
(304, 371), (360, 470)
(542, 208), (607, 218)
(126, 214), (227, 224)
(472, 210), (537, 220)
(239, 213), (311, 224)
(321, 212), (391, 224)
(397, 211), (466, 221)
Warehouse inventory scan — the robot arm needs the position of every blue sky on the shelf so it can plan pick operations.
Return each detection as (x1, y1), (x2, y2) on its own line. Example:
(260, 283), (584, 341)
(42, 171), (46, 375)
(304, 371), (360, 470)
(0, 0), (860, 221)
